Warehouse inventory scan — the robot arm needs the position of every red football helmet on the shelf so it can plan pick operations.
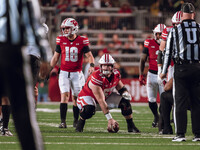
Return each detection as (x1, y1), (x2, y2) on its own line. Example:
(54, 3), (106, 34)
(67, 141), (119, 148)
(98, 54), (115, 75)
(60, 18), (79, 37)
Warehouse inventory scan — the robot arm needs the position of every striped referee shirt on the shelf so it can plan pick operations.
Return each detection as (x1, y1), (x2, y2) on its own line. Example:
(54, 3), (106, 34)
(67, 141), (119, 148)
(0, 0), (42, 46)
(162, 19), (200, 74)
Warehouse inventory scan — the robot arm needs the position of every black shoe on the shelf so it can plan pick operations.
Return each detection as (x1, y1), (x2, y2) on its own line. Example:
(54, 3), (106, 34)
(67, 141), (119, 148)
(128, 123), (140, 133)
(73, 119), (78, 128)
(59, 122), (67, 128)
(152, 115), (159, 128)
(172, 134), (186, 142)
(192, 134), (200, 142)
(75, 119), (85, 132)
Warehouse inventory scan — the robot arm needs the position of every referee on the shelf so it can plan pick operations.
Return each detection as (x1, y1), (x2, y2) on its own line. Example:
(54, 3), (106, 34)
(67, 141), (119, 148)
(0, 0), (48, 149)
(160, 3), (200, 142)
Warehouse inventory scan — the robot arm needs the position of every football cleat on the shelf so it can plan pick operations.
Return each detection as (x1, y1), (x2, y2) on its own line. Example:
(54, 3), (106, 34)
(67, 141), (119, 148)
(152, 115), (159, 128)
(1, 128), (13, 136)
(128, 123), (140, 133)
(192, 135), (200, 142)
(75, 119), (85, 132)
(59, 122), (67, 128)
(152, 121), (158, 128)
(172, 135), (186, 142)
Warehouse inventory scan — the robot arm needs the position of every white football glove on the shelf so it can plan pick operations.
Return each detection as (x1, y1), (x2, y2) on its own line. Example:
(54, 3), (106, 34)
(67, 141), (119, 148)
(157, 66), (163, 85)
(157, 75), (164, 85)
(122, 91), (132, 101)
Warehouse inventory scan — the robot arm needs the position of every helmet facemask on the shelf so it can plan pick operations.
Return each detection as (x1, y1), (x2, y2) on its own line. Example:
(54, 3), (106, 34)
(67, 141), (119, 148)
(153, 24), (166, 44)
(100, 64), (114, 76)
(98, 54), (115, 76)
(154, 32), (162, 44)
(61, 26), (72, 37)
(60, 18), (79, 37)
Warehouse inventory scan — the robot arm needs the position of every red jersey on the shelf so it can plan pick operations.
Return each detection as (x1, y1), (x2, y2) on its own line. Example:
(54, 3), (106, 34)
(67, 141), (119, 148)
(56, 35), (89, 72)
(161, 26), (173, 41)
(78, 69), (121, 102)
(144, 38), (159, 71)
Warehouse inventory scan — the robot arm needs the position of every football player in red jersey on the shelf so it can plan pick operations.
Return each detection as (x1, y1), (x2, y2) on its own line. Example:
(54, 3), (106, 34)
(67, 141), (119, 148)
(75, 54), (140, 133)
(157, 11), (181, 84)
(50, 18), (95, 128)
(139, 24), (166, 128)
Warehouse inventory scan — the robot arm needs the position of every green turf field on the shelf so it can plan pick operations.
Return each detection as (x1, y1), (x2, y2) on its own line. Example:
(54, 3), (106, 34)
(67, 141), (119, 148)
(0, 103), (199, 150)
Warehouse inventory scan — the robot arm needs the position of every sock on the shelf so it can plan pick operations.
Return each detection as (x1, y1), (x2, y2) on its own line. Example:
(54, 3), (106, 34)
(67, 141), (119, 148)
(60, 103), (68, 123)
(73, 106), (79, 120)
(149, 102), (158, 117)
(126, 118), (135, 126)
(2, 105), (11, 129)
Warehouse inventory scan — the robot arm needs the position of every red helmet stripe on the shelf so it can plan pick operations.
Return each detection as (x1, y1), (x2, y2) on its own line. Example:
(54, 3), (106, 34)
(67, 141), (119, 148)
(178, 11), (181, 21)
(176, 12), (178, 21)
(63, 18), (68, 25)
(107, 54), (109, 62)
(105, 54), (107, 62)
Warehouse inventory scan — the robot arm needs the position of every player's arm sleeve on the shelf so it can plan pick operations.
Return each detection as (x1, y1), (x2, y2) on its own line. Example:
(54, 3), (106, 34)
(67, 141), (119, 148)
(55, 45), (61, 53)
(142, 47), (149, 55)
(83, 46), (91, 53)
(157, 50), (163, 65)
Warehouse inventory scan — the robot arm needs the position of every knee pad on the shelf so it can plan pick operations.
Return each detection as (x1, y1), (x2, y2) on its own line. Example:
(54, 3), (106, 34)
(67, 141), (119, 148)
(80, 105), (95, 120)
(118, 98), (132, 116)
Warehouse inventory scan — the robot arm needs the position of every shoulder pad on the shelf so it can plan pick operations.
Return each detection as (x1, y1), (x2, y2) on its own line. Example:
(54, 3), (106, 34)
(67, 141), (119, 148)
(144, 39), (151, 47)
(80, 36), (89, 45)
(56, 36), (61, 45)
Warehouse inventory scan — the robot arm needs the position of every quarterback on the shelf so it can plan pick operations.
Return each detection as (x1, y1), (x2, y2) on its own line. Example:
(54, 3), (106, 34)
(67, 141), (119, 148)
(50, 18), (95, 128)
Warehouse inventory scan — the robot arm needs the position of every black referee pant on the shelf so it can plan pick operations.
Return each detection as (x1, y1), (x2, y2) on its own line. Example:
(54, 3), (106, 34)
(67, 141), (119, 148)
(160, 91), (173, 134)
(30, 55), (40, 86)
(174, 63), (200, 136)
(0, 44), (44, 150)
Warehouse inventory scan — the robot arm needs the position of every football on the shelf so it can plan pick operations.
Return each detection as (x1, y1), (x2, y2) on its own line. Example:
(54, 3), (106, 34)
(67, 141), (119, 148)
(107, 122), (119, 133)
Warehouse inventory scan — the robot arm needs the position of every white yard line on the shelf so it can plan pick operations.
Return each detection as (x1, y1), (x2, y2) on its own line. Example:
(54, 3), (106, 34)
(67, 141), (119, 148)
(36, 108), (140, 113)
(45, 135), (174, 139)
(43, 142), (200, 145)
(0, 141), (199, 146)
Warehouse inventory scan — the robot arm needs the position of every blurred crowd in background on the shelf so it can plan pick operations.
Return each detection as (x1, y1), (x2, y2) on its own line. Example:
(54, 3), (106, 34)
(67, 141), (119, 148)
(36, 0), (200, 101)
